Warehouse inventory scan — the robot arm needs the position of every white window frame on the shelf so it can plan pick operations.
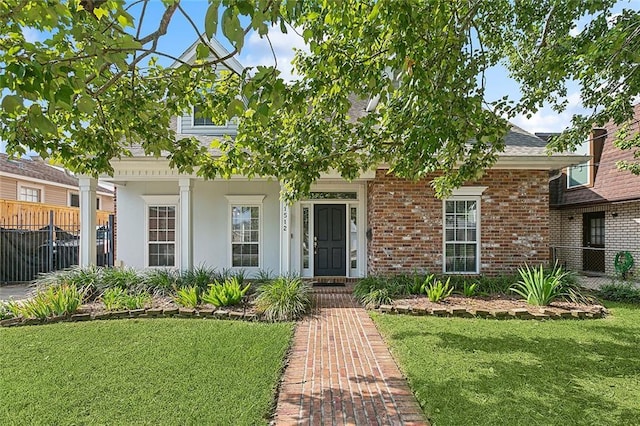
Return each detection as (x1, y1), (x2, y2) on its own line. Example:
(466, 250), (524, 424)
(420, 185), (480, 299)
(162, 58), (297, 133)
(68, 191), (80, 207)
(567, 162), (591, 188)
(142, 195), (180, 269)
(17, 182), (44, 203)
(567, 139), (591, 188)
(191, 105), (238, 128)
(225, 195), (265, 269)
(442, 187), (485, 275)
(297, 183), (367, 278)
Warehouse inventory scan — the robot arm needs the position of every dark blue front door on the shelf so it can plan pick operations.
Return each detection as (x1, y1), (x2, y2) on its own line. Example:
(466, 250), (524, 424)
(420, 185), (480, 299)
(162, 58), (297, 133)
(314, 204), (346, 276)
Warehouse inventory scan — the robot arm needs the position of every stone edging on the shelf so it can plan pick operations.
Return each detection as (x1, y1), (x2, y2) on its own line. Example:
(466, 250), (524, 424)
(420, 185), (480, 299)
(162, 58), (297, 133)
(0, 307), (264, 328)
(376, 304), (607, 319)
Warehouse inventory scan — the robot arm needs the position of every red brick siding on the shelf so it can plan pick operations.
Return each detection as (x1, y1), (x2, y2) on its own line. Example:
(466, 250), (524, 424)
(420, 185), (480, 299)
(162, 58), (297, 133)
(367, 169), (549, 276)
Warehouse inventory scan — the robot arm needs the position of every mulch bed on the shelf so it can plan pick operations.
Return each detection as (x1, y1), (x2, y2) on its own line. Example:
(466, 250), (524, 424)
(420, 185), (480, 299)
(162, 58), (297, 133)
(392, 294), (606, 315)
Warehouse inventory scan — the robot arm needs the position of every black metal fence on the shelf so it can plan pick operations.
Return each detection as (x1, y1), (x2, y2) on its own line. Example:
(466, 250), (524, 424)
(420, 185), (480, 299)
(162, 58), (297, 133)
(0, 211), (114, 284)
(551, 246), (640, 278)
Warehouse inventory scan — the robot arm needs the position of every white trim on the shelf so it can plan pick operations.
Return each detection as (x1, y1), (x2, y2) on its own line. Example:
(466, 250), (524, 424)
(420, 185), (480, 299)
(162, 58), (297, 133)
(141, 195), (180, 205)
(17, 181), (44, 203)
(567, 161), (591, 188)
(224, 195), (266, 204)
(297, 182), (367, 278)
(442, 196), (481, 275)
(451, 186), (488, 196)
(176, 116), (182, 133)
(68, 190), (79, 207)
(191, 105), (239, 129)
(227, 197), (264, 270)
(143, 198), (180, 269)
(78, 177), (97, 267)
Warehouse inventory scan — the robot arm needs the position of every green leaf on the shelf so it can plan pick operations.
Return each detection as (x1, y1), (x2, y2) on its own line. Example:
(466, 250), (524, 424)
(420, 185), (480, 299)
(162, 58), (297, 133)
(93, 7), (108, 20)
(2, 95), (23, 113)
(28, 106), (57, 135)
(204, 2), (220, 38)
(77, 96), (96, 114)
(221, 7), (244, 52)
(227, 99), (244, 118)
(196, 43), (210, 60)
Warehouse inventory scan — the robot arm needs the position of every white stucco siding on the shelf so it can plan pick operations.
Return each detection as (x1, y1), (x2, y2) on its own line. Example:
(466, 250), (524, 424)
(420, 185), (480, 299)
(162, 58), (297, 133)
(191, 179), (281, 273)
(116, 181), (180, 269)
(115, 179), (281, 274)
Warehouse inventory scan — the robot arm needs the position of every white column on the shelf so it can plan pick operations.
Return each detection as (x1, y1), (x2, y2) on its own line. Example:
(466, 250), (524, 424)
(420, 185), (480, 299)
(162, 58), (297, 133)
(179, 178), (192, 270)
(79, 176), (97, 267)
(279, 197), (291, 275)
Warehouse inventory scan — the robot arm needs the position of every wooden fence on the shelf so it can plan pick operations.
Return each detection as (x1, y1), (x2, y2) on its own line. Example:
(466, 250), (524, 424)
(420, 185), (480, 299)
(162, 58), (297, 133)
(0, 200), (111, 228)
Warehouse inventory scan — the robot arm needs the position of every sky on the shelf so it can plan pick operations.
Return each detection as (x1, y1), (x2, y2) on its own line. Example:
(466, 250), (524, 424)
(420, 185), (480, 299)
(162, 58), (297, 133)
(6, 0), (640, 156)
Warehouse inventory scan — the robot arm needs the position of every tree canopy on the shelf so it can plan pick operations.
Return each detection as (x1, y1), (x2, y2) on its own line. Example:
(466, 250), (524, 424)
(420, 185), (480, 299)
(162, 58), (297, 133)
(1, 0), (639, 199)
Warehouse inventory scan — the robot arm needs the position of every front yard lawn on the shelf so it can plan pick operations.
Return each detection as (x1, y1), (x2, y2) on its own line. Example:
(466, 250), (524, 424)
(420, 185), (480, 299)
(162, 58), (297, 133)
(0, 319), (293, 425)
(372, 303), (640, 426)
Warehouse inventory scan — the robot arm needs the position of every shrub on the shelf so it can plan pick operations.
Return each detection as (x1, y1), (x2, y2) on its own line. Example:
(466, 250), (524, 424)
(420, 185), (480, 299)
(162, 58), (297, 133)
(35, 266), (102, 300)
(181, 265), (218, 292)
(353, 276), (405, 307)
(511, 264), (565, 306)
(173, 285), (199, 308)
(426, 278), (453, 302)
(101, 267), (142, 291)
(101, 287), (128, 311)
(461, 281), (479, 297)
(597, 282), (640, 304)
(10, 284), (84, 319)
(404, 273), (435, 295)
(513, 263), (592, 306)
(0, 301), (14, 320)
(474, 275), (516, 294)
(100, 288), (151, 311)
(255, 276), (311, 321)
(143, 269), (181, 296)
(201, 277), (250, 307)
(43, 284), (84, 316)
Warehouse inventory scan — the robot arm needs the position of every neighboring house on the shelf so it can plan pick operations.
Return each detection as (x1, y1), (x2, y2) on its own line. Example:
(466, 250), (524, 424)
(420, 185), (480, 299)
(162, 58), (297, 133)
(78, 39), (586, 278)
(548, 104), (640, 277)
(0, 154), (114, 224)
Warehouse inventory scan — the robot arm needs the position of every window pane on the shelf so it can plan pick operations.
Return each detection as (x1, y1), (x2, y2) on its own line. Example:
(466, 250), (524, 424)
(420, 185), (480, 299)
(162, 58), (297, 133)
(148, 205), (176, 266)
(350, 207), (357, 269)
(568, 163), (589, 187)
(193, 105), (227, 126)
(231, 205), (260, 267)
(444, 199), (479, 273)
(308, 192), (357, 200)
(302, 207), (309, 269)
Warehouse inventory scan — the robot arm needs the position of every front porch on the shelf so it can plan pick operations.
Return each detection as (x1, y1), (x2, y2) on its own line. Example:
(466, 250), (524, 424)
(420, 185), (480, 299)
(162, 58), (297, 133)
(78, 163), (373, 277)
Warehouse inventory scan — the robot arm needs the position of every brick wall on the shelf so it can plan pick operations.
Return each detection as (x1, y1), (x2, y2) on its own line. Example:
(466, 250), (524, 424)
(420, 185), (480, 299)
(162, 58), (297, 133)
(367, 169), (549, 276)
(550, 201), (640, 276)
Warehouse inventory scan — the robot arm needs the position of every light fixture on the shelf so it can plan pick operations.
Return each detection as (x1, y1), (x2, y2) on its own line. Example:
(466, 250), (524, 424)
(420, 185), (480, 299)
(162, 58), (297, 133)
(611, 212), (619, 218)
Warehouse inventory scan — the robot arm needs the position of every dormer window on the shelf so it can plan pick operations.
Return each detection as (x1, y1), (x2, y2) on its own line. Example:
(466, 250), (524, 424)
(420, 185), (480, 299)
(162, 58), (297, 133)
(193, 105), (226, 126)
(567, 140), (591, 188)
(192, 105), (238, 127)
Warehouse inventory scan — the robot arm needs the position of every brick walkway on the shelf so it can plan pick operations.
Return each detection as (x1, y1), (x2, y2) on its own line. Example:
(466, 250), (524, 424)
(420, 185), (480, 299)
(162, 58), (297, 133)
(274, 290), (427, 425)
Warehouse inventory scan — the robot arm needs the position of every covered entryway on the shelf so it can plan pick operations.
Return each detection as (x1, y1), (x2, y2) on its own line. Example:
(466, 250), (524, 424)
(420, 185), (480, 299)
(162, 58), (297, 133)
(292, 182), (369, 279)
(313, 204), (347, 276)
(583, 211), (605, 273)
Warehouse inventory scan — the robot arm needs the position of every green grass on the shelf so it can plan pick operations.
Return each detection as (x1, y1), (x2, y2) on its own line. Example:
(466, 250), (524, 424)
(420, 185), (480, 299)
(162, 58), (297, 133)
(0, 319), (293, 425)
(372, 303), (640, 426)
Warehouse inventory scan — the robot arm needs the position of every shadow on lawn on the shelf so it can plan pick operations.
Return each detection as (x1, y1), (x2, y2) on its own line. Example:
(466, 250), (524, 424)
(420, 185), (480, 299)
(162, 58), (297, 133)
(386, 320), (640, 425)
